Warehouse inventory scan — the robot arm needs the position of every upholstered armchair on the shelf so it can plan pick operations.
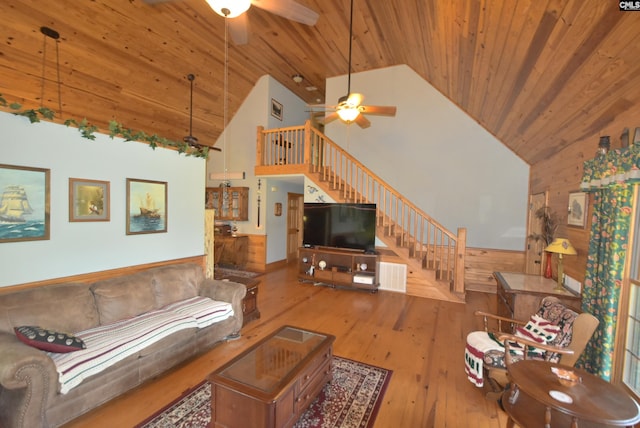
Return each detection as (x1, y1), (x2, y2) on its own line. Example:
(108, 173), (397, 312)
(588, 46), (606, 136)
(465, 296), (599, 399)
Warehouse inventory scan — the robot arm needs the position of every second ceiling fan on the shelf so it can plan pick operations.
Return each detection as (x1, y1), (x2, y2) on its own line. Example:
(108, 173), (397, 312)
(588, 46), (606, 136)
(314, 0), (396, 129)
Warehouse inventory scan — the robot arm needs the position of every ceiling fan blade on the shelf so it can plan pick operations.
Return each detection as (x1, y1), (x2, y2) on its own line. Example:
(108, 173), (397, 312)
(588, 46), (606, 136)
(323, 112), (340, 124)
(360, 105), (397, 116)
(354, 114), (371, 129)
(143, 0), (178, 4)
(228, 14), (249, 45)
(307, 106), (337, 112)
(251, 0), (319, 25)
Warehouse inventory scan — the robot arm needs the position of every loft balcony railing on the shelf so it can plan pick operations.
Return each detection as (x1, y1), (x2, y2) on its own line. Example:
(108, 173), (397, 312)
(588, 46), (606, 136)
(255, 121), (466, 296)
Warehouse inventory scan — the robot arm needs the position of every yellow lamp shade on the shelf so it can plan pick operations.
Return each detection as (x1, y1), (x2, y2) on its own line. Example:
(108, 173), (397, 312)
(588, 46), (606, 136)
(545, 238), (577, 255)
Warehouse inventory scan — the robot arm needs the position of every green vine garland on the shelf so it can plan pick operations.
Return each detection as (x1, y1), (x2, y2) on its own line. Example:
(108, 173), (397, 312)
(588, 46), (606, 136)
(0, 94), (209, 158)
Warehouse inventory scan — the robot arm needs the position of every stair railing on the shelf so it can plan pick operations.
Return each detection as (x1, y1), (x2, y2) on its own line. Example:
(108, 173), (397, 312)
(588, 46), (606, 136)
(256, 121), (466, 295)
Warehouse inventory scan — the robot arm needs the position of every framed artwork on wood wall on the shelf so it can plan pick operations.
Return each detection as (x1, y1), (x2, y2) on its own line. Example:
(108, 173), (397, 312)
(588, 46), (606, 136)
(0, 163), (50, 243)
(69, 178), (110, 222)
(126, 178), (167, 235)
(568, 191), (588, 228)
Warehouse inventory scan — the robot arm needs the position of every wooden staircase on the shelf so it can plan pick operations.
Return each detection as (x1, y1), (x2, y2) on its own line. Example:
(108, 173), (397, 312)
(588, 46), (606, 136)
(255, 121), (466, 303)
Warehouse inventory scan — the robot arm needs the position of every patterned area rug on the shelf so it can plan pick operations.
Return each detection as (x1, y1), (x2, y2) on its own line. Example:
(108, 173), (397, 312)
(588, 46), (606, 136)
(138, 356), (391, 428)
(214, 267), (261, 279)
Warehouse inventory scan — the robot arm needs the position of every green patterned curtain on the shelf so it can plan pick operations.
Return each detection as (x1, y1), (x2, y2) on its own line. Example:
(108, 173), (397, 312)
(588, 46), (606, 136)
(580, 146), (639, 380)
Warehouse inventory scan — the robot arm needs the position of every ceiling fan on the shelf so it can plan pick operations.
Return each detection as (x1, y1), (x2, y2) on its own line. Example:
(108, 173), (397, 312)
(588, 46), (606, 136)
(183, 73), (222, 152)
(311, 0), (396, 129)
(144, 0), (319, 45)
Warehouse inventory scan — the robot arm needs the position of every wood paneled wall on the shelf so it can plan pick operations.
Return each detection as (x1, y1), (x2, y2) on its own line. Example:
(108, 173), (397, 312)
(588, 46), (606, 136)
(464, 248), (526, 293)
(530, 107), (639, 289)
(245, 234), (267, 272)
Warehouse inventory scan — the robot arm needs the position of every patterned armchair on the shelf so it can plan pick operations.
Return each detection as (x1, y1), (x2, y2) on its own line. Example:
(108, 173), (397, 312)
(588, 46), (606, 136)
(465, 296), (598, 399)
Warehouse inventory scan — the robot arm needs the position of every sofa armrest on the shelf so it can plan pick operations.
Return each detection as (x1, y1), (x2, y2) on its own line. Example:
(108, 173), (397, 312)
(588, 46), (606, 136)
(0, 332), (58, 428)
(0, 332), (56, 389)
(200, 279), (247, 332)
(200, 278), (247, 304)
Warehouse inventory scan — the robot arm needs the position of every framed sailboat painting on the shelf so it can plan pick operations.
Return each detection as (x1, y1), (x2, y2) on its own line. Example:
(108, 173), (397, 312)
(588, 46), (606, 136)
(126, 178), (167, 235)
(0, 164), (50, 243)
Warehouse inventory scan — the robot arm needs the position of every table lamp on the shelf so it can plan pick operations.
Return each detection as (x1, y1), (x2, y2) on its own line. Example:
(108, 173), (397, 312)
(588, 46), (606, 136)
(545, 238), (577, 291)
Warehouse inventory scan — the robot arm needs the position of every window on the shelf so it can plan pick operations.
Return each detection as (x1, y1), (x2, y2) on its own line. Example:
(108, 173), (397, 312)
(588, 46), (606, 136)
(619, 186), (640, 398)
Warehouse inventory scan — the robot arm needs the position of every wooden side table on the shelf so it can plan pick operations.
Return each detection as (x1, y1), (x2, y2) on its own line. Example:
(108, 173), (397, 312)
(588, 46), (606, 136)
(503, 360), (640, 427)
(242, 280), (260, 326)
(494, 272), (582, 321)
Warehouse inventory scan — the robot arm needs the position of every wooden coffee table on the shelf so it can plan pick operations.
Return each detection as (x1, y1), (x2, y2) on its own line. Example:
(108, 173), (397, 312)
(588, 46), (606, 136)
(209, 325), (335, 428)
(503, 360), (640, 428)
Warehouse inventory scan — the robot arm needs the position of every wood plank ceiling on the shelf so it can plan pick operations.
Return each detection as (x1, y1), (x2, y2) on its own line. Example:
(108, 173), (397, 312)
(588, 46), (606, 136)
(1, 0), (639, 166)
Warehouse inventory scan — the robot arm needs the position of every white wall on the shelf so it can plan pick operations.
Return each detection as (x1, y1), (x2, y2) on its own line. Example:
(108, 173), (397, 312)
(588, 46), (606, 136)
(325, 65), (529, 250)
(0, 112), (206, 288)
(206, 75), (306, 264)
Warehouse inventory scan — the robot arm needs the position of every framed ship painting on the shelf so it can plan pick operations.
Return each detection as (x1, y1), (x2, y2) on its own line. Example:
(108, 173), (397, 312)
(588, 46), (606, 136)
(0, 164), (50, 243)
(69, 178), (110, 222)
(126, 178), (167, 235)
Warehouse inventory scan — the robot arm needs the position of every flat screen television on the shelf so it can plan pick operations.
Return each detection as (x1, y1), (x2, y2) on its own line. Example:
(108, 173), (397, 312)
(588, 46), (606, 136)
(303, 203), (376, 252)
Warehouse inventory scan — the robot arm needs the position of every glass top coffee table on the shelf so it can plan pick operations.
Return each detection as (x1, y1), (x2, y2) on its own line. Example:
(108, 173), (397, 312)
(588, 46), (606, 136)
(209, 325), (335, 428)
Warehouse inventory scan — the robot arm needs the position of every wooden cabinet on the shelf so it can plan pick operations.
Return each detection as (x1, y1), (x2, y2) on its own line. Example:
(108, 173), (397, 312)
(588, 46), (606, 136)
(298, 247), (380, 292)
(216, 235), (248, 268)
(205, 186), (249, 221)
(494, 272), (582, 322)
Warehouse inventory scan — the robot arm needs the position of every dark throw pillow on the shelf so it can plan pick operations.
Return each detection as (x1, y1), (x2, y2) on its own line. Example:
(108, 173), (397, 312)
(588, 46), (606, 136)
(14, 326), (86, 353)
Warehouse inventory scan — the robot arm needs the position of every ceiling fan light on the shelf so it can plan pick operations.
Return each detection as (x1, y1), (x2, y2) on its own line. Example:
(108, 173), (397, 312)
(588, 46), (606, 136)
(337, 107), (360, 122)
(205, 0), (251, 18)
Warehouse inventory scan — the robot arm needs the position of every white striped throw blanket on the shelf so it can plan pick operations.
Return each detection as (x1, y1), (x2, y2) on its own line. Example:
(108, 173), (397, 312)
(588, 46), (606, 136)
(49, 296), (233, 394)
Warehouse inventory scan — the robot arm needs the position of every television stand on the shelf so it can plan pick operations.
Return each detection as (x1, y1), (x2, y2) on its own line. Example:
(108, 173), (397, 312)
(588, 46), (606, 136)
(298, 247), (380, 292)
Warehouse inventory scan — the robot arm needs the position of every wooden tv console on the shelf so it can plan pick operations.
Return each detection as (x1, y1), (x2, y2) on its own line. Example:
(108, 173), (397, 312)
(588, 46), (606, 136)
(298, 246), (380, 292)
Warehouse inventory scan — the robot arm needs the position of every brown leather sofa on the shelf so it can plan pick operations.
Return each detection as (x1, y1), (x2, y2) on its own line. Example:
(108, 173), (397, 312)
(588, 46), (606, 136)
(0, 263), (246, 428)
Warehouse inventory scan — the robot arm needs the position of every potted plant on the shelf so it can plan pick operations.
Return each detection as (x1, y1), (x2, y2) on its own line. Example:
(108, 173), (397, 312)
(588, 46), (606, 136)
(529, 206), (559, 278)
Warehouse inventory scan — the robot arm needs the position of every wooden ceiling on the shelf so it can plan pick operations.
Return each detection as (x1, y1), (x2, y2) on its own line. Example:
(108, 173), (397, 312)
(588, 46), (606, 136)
(1, 0), (639, 165)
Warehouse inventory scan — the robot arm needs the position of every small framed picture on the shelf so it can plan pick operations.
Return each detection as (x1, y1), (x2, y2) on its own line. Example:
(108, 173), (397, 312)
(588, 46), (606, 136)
(69, 178), (110, 222)
(0, 164), (50, 243)
(126, 178), (167, 235)
(274, 202), (282, 216)
(568, 191), (588, 228)
(271, 98), (283, 121)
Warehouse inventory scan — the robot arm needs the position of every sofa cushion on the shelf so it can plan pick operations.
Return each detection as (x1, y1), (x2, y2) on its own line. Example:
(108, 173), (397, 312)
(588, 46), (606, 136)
(151, 264), (203, 307)
(91, 271), (156, 325)
(14, 326), (86, 353)
(0, 283), (100, 335)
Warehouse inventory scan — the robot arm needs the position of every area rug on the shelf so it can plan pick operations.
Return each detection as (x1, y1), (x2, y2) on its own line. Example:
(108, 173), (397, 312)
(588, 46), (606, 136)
(137, 356), (392, 428)
(214, 266), (261, 279)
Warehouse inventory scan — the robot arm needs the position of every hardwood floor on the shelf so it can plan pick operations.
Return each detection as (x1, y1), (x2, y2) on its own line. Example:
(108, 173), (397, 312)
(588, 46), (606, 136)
(64, 264), (509, 428)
